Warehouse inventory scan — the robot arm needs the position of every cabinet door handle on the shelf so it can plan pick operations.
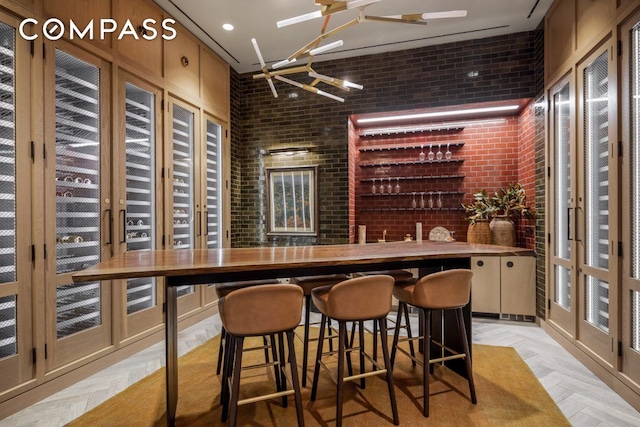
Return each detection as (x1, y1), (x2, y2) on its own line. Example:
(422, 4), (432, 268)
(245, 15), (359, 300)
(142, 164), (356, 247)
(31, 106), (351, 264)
(476, 260), (484, 267)
(567, 207), (573, 241)
(120, 209), (127, 244)
(575, 206), (582, 243)
(105, 209), (112, 245)
(204, 211), (209, 236)
(196, 210), (201, 237)
(506, 261), (514, 268)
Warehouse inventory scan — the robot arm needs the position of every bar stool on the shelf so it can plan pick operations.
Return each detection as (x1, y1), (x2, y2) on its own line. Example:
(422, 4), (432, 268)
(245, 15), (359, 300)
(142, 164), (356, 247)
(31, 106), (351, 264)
(310, 275), (399, 427)
(352, 270), (417, 365)
(390, 269), (477, 417)
(219, 284), (305, 427)
(289, 274), (350, 386)
(215, 279), (281, 376)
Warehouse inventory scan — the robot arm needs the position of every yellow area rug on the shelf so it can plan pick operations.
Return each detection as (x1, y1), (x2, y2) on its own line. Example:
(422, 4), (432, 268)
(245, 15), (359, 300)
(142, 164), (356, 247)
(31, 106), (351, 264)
(68, 332), (570, 426)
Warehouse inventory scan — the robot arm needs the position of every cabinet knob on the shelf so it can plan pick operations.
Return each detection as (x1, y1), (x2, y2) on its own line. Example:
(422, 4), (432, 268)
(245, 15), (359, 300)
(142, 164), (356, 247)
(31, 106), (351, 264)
(476, 260), (484, 267)
(507, 261), (514, 268)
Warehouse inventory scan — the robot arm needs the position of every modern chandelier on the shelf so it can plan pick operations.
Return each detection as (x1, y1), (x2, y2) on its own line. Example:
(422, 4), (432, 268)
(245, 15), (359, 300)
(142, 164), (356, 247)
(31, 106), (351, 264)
(252, 0), (467, 102)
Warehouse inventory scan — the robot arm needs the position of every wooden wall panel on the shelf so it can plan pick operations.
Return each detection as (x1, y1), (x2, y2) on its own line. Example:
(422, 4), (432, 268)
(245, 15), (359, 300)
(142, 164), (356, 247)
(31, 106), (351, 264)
(164, 22), (200, 99)
(43, 0), (112, 48)
(576, 0), (615, 51)
(201, 47), (229, 121)
(114, 0), (163, 78)
(546, 0), (575, 79)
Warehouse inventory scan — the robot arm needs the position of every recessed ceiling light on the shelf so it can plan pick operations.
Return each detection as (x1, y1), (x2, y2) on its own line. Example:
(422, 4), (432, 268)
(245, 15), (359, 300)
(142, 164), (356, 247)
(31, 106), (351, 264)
(222, 23), (234, 31)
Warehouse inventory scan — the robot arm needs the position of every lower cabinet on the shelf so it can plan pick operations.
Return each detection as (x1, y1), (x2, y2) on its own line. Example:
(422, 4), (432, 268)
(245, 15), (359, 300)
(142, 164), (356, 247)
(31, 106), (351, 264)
(471, 256), (536, 317)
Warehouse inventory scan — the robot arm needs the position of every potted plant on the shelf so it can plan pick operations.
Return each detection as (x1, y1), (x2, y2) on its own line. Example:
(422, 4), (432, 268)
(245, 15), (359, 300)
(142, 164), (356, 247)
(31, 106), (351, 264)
(462, 189), (496, 244)
(490, 183), (535, 246)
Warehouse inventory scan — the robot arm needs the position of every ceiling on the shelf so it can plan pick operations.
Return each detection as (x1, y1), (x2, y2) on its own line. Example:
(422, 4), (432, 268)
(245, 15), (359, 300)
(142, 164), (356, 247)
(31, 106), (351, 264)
(153, 0), (553, 75)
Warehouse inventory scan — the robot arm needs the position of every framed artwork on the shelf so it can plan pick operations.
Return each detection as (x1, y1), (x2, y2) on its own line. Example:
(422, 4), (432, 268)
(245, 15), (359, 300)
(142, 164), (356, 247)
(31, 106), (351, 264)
(267, 166), (318, 236)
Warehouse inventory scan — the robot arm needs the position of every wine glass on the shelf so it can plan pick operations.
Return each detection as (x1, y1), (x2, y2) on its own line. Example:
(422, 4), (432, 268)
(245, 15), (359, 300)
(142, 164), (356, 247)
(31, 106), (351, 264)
(387, 177), (393, 194)
(379, 179), (385, 194)
(437, 191), (443, 208)
(419, 144), (426, 162)
(395, 178), (400, 194)
(445, 143), (452, 160)
(420, 192), (426, 209)
(436, 143), (443, 160)
(411, 192), (417, 208)
(428, 144), (434, 161)
(371, 178), (377, 194)
(428, 192), (434, 208)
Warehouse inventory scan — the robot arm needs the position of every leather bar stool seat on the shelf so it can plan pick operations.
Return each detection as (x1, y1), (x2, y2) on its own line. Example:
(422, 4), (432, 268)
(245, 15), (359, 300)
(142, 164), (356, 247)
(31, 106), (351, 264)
(353, 269), (417, 362)
(215, 279), (280, 376)
(219, 284), (305, 427)
(354, 269), (415, 285)
(390, 269), (477, 418)
(289, 274), (350, 387)
(310, 275), (399, 427)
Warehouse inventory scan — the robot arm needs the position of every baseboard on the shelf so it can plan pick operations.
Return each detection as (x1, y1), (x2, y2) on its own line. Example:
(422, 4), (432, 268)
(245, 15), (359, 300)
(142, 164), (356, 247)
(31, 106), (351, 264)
(0, 305), (217, 420)
(541, 319), (640, 412)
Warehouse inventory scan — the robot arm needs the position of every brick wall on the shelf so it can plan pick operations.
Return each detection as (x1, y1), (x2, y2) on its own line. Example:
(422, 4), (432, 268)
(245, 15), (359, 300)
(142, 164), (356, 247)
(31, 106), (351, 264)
(351, 116), (528, 245)
(233, 31), (540, 247)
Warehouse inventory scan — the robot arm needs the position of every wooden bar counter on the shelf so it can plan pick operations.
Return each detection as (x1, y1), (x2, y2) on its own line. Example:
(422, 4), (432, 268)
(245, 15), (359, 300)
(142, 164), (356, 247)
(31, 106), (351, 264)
(73, 240), (534, 426)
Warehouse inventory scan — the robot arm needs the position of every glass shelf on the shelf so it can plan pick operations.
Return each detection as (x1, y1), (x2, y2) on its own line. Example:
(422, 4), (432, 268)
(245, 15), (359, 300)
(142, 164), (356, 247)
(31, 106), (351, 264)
(360, 174), (465, 182)
(359, 158), (464, 167)
(359, 141), (465, 152)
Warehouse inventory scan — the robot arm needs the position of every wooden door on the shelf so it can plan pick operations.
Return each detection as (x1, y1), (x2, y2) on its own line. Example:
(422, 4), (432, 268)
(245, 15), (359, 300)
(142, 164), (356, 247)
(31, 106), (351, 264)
(202, 113), (224, 304)
(470, 257), (501, 314)
(115, 72), (164, 341)
(548, 72), (578, 337)
(0, 13), (34, 394)
(575, 41), (618, 365)
(501, 256), (536, 317)
(43, 42), (112, 373)
(619, 10), (640, 383)
(165, 97), (201, 315)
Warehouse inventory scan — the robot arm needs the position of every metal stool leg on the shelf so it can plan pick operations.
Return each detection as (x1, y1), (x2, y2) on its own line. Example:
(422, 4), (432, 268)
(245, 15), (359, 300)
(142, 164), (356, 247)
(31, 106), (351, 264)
(423, 309), (431, 417)
(310, 314), (327, 401)
(216, 327), (226, 375)
(286, 330), (306, 427)
(227, 336), (244, 427)
(301, 295), (312, 387)
(379, 317), (400, 425)
(456, 308), (477, 404)
(336, 321), (347, 427)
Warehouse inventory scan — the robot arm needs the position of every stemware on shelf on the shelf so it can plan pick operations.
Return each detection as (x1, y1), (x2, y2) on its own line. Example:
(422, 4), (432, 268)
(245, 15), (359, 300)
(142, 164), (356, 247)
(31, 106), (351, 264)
(372, 178), (377, 194)
(437, 191), (443, 208)
(387, 177), (393, 194)
(428, 192), (434, 208)
(420, 192), (426, 209)
(379, 179), (385, 194)
(428, 144), (435, 161)
(436, 143), (443, 160)
(419, 144), (426, 162)
(395, 178), (400, 194)
(445, 143), (452, 160)
(411, 192), (417, 208)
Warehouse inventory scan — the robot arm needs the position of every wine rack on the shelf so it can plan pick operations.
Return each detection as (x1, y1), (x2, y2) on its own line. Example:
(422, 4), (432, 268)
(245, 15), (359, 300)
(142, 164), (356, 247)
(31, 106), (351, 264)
(54, 49), (102, 338)
(0, 22), (16, 360)
(172, 104), (195, 297)
(206, 119), (221, 248)
(124, 82), (156, 315)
